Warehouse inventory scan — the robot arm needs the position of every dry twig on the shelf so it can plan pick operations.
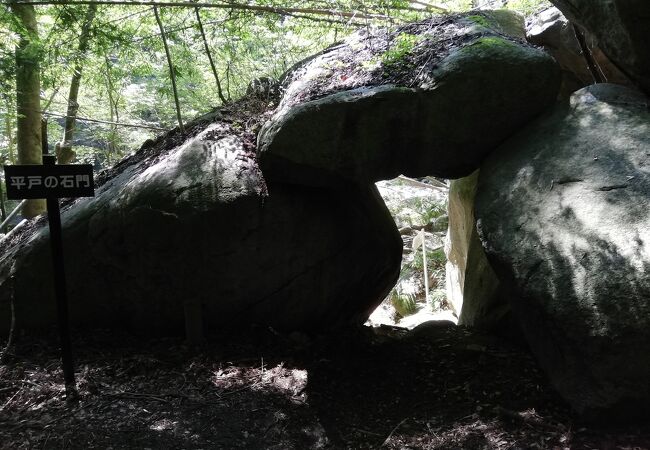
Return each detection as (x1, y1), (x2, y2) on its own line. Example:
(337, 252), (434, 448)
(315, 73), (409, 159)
(380, 417), (409, 447)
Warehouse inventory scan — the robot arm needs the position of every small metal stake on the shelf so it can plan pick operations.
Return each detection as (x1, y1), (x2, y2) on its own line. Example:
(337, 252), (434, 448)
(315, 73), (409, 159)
(422, 230), (430, 304)
(412, 229), (430, 304)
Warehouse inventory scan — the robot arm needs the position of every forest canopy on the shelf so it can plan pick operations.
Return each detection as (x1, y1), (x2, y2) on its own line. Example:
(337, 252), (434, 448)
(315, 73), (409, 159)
(0, 0), (549, 172)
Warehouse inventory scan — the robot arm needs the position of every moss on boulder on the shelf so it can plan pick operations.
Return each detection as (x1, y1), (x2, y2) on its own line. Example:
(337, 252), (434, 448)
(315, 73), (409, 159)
(258, 11), (560, 187)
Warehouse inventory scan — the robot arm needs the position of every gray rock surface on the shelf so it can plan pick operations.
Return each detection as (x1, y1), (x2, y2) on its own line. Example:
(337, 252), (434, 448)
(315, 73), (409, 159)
(258, 13), (560, 187)
(475, 84), (650, 420)
(0, 121), (402, 336)
(444, 171), (506, 330)
(527, 6), (631, 97)
(549, 0), (650, 95)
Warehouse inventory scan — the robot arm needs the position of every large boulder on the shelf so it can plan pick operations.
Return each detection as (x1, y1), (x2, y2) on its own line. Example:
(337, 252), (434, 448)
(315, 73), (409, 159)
(258, 12), (560, 187)
(0, 116), (402, 336)
(549, 0), (650, 95)
(527, 6), (631, 97)
(444, 171), (506, 330)
(475, 84), (650, 421)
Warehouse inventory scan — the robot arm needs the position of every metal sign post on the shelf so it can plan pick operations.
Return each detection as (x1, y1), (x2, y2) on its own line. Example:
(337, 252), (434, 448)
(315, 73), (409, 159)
(3, 141), (94, 400)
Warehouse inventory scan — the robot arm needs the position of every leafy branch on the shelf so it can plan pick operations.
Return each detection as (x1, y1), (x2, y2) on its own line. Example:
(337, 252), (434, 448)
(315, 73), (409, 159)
(11, 1), (393, 21)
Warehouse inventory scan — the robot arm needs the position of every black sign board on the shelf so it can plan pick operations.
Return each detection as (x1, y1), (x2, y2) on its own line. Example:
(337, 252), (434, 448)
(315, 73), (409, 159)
(3, 163), (94, 199)
(2, 150), (94, 400)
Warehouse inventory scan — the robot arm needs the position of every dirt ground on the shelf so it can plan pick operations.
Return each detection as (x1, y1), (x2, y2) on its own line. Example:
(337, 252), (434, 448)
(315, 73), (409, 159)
(1, 324), (649, 449)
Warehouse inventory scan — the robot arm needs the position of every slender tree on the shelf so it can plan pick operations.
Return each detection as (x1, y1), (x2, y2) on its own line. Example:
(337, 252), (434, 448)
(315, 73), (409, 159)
(0, 180), (7, 232)
(103, 54), (123, 163)
(57, 4), (98, 164)
(10, 2), (45, 218)
(2, 94), (16, 164)
(153, 6), (184, 133)
(194, 6), (228, 105)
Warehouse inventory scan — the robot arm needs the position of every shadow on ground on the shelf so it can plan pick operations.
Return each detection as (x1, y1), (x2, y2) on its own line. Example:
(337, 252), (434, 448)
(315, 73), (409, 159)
(1, 325), (649, 449)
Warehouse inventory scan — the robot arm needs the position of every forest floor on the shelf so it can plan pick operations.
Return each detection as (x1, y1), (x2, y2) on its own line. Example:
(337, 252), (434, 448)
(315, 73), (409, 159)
(1, 325), (650, 449)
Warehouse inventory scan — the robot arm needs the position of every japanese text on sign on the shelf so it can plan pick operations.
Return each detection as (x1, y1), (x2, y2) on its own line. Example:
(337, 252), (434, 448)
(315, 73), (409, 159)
(9, 174), (91, 190)
(3, 164), (95, 200)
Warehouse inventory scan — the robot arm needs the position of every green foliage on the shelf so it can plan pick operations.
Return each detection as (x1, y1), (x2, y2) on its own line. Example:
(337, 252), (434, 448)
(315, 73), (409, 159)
(507, 0), (551, 16)
(412, 196), (446, 226)
(381, 33), (421, 67)
(0, 0), (550, 171)
(472, 36), (516, 49)
(390, 244), (447, 315)
(413, 246), (445, 272)
(408, 243), (446, 304)
(467, 14), (490, 27)
(389, 290), (418, 317)
(73, 145), (100, 165)
(434, 0), (473, 11)
(430, 289), (447, 309)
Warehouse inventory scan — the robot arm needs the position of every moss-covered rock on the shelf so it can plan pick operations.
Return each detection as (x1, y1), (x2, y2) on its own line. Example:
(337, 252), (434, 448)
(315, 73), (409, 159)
(477, 9), (526, 39)
(258, 12), (560, 187)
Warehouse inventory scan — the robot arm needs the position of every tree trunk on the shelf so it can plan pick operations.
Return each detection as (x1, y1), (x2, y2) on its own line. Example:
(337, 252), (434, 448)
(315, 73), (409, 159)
(10, 3), (45, 218)
(104, 56), (120, 165)
(153, 6), (185, 134)
(58, 4), (98, 164)
(0, 182), (7, 233)
(3, 97), (16, 164)
(105, 58), (115, 164)
(194, 7), (228, 105)
(225, 60), (232, 101)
